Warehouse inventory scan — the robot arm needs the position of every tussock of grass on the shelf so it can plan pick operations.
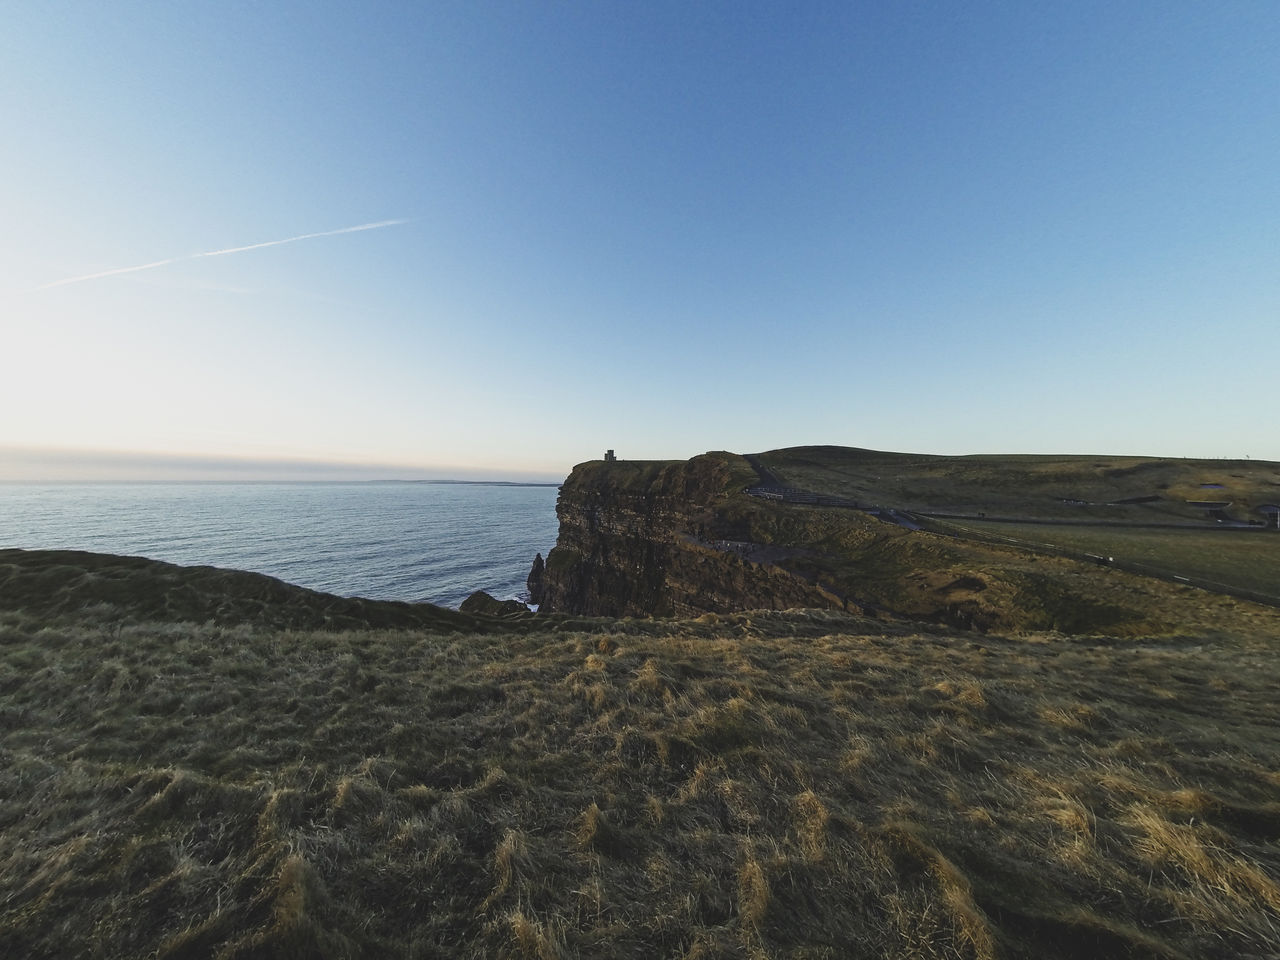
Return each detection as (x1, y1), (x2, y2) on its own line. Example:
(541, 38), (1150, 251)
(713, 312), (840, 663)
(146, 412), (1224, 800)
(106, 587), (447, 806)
(2, 586), (1279, 959)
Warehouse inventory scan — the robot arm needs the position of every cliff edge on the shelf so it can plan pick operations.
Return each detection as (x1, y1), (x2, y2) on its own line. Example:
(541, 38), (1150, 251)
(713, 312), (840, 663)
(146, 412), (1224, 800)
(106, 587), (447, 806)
(528, 447), (1280, 635)
(529, 452), (845, 617)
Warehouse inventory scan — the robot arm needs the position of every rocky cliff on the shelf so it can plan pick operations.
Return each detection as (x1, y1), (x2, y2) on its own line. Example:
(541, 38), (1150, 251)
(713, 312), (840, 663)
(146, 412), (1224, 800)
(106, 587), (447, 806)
(529, 452), (845, 617)
(528, 448), (1237, 634)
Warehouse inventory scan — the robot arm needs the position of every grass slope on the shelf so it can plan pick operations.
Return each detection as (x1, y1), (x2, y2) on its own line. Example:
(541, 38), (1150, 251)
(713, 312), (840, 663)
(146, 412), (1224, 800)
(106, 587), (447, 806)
(2, 552), (1279, 958)
(710, 490), (1280, 638)
(935, 521), (1280, 602)
(758, 446), (1280, 524)
(746, 447), (1280, 618)
(0, 548), (490, 633)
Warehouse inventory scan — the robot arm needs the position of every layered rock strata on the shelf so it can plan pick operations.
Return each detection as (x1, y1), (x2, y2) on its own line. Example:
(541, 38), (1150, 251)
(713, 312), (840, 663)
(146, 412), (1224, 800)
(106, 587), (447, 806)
(529, 453), (844, 617)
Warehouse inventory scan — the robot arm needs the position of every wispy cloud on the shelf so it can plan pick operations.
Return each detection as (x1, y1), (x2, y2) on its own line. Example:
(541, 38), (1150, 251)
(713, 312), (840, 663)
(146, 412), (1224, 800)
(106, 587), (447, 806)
(34, 219), (410, 290)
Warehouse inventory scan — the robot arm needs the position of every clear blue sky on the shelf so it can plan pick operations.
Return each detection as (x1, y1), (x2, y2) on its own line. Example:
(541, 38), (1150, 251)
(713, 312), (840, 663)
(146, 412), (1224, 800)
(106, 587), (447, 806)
(3, 2), (1277, 480)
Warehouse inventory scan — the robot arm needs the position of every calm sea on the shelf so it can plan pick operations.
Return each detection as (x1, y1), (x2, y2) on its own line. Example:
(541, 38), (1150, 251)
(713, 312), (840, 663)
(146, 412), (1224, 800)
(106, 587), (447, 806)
(0, 482), (561, 609)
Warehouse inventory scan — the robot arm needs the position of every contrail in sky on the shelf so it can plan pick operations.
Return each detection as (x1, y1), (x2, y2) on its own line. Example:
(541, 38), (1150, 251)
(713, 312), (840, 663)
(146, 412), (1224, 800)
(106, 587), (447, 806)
(35, 219), (410, 290)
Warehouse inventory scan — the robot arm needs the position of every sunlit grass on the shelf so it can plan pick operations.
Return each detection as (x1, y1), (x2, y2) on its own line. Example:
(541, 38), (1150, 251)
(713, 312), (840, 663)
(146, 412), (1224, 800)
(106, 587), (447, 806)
(2, 591), (1278, 957)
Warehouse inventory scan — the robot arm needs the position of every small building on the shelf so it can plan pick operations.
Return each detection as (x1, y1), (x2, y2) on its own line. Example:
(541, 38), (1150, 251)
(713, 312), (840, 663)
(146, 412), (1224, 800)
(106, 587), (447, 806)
(1257, 505), (1280, 530)
(604, 449), (617, 462)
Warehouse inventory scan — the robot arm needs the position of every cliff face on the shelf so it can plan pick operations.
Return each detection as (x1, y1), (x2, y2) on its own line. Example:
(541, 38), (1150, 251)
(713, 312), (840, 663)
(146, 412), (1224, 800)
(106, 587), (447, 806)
(530, 453), (844, 617)
(537, 445), (1280, 633)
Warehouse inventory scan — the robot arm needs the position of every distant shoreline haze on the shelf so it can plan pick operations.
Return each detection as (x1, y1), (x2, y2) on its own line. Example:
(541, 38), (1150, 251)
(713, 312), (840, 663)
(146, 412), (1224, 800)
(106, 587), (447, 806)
(0, 447), (568, 485)
(0, 482), (560, 608)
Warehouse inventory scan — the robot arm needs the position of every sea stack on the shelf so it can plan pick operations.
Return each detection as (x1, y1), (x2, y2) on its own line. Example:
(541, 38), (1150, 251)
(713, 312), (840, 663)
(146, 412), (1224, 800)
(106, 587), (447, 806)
(526, 552), (546, 606)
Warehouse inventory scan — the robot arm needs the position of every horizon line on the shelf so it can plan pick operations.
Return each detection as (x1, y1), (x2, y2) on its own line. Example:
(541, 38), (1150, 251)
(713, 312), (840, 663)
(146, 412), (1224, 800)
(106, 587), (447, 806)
(0, 446), (568, 484)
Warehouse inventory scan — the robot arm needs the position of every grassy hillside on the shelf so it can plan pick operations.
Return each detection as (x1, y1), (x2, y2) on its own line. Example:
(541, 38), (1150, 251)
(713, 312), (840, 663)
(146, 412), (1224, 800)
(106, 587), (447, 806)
(746, 447), (1280, 616)
(2, 550), (1279, 958)
(0, 547), (486, 633)
(708, 489), (1280, 637)
(933, 521), (1280, 603)
(757, 446), (1280, 524)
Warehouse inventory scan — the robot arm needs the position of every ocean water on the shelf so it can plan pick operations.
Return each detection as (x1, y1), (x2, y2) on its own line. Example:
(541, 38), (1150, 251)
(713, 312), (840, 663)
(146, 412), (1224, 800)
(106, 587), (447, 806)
(0, 482), (561, 609)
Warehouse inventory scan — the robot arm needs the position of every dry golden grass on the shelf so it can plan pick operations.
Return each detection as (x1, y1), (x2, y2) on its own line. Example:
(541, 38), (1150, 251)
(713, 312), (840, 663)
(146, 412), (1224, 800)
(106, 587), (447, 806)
(2, 574), (1279, 958)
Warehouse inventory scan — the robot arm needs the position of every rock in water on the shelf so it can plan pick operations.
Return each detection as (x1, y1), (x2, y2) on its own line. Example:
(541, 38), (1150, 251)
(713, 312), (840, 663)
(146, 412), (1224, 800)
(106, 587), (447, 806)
(526, 552), (546, 605)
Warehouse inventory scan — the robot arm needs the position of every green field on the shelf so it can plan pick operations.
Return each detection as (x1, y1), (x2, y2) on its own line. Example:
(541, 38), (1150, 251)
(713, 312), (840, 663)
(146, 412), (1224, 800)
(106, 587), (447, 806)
(746, 446), (1280, 611)
(931, 520), (1280, 602)
(758, 445), (1280, 525)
